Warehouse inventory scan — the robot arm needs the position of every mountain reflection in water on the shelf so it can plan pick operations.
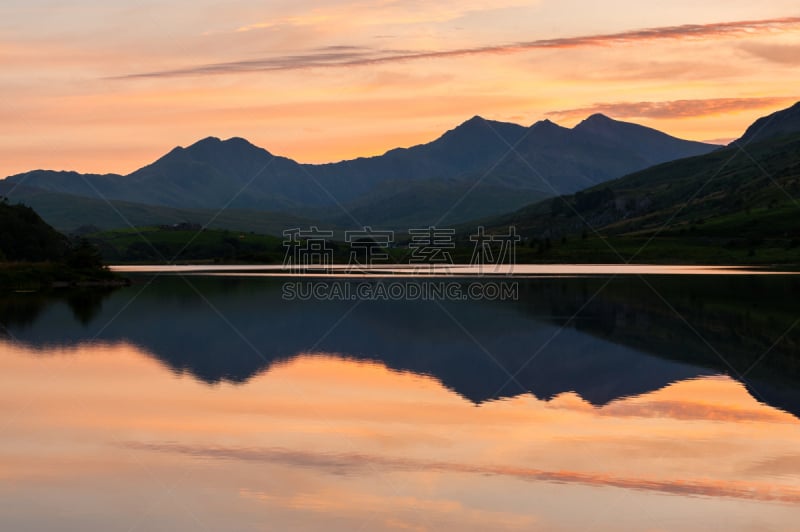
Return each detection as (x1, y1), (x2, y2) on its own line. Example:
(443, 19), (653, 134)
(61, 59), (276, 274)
(2, 273), (800, 531)
(2, 274), (799, 416)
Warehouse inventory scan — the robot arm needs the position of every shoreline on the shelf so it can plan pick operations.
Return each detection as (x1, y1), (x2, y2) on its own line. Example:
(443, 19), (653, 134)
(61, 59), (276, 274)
(0, 262), (130, 292)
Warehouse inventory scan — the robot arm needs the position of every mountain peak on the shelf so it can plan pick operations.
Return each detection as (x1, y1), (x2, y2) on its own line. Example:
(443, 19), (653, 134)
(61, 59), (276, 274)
(221, 136), (259, 148)
(433, 116), (490, 141)
(180, 135), (272, 157)
(191, 136), (223, 147)
(574, 113), (617, 130)
(529, 118), (566, 132)
(585, 113), (613, 122)
(459, 115), (487, 128)
(187, 136), (257, 148)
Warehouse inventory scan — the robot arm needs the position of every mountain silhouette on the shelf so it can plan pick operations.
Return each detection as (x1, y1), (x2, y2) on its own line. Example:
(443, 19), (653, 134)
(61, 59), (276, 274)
(481, 100), (800, 253)
(737, 101), (800, 145)
(475, 114), (716, 193)
(2, 114), (717, 229)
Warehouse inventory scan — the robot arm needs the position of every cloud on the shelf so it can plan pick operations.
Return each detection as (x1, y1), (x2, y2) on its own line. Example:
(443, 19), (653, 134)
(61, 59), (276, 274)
(233, 0), (537, 33)
(745, 454), (800, 477)
(236, 15), (331, 33)
(702, 137), (737, 145)
(239, 488), (537, 529)
(117, 16), (800, 79)
(546, 96), (799, 121)
(740, 42), (800, 65)
(121, 441), (800, 503)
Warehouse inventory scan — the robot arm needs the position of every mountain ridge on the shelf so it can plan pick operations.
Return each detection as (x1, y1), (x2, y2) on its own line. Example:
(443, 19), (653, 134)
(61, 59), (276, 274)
(474, 101), (800, 263)
(2, 113), (719, 231)
(736, 101), (800, 145)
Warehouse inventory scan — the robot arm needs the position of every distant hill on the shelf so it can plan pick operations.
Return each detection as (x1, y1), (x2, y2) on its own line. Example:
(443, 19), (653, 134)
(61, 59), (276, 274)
(0, 200), (120, 289)
(476, 101), (800, 264)
(461, 115), (717, 193)
(86, 226), (285, 264)
(1, 114), (718, 230)
(324, 178), (549, 228)
(737, 101), (800, 145)
(0, 200), (69, 262)
(0, 181), (319, 235)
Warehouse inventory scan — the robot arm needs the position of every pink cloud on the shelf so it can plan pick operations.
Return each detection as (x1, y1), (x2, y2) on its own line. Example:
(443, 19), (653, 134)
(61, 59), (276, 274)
(118, 17), (800, 78)
(546, 96), (798, 121)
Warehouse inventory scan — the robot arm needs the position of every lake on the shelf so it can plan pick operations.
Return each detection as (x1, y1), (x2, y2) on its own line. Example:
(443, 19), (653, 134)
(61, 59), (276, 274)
(1, 267), (799, 530)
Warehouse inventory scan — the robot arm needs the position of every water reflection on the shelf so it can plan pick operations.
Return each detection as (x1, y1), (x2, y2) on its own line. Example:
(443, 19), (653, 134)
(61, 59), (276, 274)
(1, 341), (799, 531)
(2, 275), (799, 415)
(2, 274), (800, 531)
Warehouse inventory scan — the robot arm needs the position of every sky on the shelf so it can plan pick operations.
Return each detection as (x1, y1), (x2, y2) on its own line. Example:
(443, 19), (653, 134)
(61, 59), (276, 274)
(1, 0), (799, 176)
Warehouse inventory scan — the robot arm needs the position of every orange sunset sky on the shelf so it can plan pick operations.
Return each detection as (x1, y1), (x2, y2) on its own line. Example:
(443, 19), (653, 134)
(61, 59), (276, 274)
(1, 0), (799, 176)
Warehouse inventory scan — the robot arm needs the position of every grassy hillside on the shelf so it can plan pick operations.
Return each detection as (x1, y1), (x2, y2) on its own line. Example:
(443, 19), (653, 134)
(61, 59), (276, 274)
(0, 182), (317, 235)
(0, 200), (121, 289)
(88, 226), (286, 264)
(477, 132), (800, 264)
(0, 200), (70, 262)
(327, 178), (549, 228)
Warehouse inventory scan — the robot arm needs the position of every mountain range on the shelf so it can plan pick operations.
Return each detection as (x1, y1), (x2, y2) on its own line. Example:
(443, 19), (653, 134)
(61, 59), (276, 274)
(1, 113), (718, 232)
(480, 100), (800, 262)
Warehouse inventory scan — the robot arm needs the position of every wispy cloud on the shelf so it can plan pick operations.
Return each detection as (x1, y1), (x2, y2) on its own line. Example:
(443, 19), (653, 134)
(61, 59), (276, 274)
(546, 96), (798, 121)
(740, 42), (800, 65)
(236, 14), (332, 33)
(233, 0), (537, 33)
(745, 454), (800, 477)
(122, 441), (800, 503)
(117, 16), (800, 79)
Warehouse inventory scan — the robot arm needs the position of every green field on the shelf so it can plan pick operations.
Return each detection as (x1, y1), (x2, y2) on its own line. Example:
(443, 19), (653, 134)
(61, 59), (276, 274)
(88, 226), (286, 263)
(0, 184), (317, 236)
(88, 220), (800, 266)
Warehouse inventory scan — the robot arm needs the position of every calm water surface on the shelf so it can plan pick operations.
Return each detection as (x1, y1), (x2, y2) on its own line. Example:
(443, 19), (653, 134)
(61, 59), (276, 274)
(1, 268), (800, 530)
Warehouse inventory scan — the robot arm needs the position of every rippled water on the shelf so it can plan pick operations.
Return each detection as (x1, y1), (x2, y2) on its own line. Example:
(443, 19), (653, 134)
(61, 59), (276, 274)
(1, 270), (799, 530)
